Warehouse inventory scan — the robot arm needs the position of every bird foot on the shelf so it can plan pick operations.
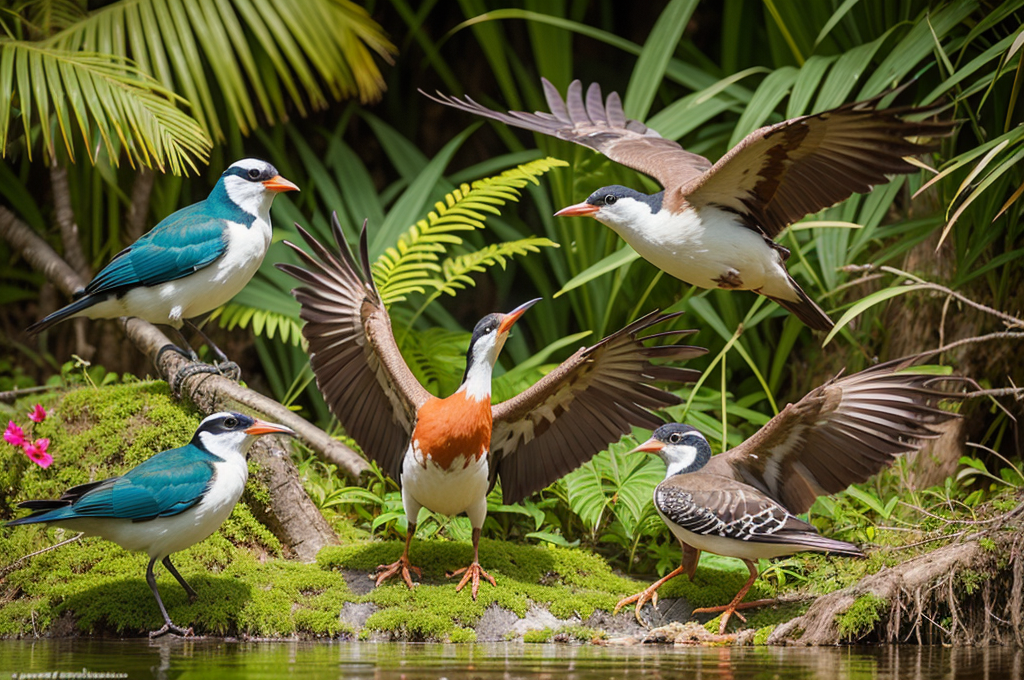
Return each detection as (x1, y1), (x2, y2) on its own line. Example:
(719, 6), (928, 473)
(692, 598), (773, 633)
(157, 343), (199, 364)
(149, 622), (194, 639)
(447, 561), (496, 600)
(613, 585), (662, 626)
(372, 556), (421, 589)
(170, 362), (220, 396)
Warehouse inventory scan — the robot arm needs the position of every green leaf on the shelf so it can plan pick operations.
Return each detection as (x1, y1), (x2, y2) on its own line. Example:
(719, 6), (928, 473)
(623, 0), (699, 120)
(554, 245), (640, 298)
(822, 284), (932, 346)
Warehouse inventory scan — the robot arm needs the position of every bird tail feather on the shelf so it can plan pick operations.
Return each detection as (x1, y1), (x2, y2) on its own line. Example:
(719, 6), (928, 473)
(760, 531), (865, 557)
(26, 295), (99, 335)
(764, 275), (833, 331)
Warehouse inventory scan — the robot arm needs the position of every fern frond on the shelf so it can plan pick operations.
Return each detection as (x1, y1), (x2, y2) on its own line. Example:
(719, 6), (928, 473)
(212, 303), (305, 347)
(372, 156), (567, 307)
(440, 237), (558, 295)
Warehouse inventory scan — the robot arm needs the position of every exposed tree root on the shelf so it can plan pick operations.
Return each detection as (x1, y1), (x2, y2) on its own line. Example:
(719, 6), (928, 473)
(770, 505), (1024, 646)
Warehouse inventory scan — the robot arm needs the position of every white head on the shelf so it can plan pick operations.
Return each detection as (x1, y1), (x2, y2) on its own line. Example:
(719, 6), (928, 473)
(216, 159), (299, 219)
(193, 411), (295, 460)
(554, 185), (665, 236)
(631, 423), (712, 479)
(458, 298), (540, 402)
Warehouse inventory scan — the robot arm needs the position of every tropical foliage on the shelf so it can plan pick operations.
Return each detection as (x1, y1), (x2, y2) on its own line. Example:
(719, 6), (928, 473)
(2, 0), (1022, 578)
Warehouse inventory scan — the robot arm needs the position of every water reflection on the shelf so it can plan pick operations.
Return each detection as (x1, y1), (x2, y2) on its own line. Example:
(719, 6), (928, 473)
(1, 640), (1020, 680)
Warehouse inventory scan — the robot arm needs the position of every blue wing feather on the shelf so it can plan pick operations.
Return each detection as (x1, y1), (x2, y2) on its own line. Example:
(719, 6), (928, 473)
(9, 444), (217, 524)
(85, 202), (229, 294)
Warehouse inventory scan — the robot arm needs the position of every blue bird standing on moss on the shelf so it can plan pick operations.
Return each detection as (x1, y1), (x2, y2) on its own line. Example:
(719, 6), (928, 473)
(28, 159), (298, 388)
(7, 411), (294, 638)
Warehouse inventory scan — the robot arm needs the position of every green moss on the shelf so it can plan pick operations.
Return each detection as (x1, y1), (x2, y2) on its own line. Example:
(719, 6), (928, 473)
(836, 594), (888, 640)
(979, 537), (997, 552)
(522, 628), (552, 643)
(553, 625), (601, 643)
(752, 624), (776, 645)
(957, 569), (986, 596)
(448, 627), (477, 643)
(0, 382), (352, 638)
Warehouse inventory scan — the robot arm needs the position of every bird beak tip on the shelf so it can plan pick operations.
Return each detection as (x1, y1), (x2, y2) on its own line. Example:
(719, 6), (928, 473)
(263, 176), (300, 193)
(554, 203), (599, 218)
(629, 439), (664, 454)
(498, 298), (541, 334)
(245, 420), (296, 437)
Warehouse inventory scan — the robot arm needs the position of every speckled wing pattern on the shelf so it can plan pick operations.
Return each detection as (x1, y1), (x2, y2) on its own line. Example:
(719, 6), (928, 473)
(277, 216), (432, 481)
(490, 311), (707, 504)
(703, 355), (967, 514)
(424, 78), (712, 198)
(655, 474), (862, 555)
(680, 95), (954, 238)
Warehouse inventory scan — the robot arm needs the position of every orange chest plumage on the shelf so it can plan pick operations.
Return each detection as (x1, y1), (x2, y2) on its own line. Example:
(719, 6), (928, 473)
(411, 392), (492, 470)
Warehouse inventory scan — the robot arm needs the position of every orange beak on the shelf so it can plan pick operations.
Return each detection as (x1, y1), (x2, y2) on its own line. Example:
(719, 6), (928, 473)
(554, 202), (600, 218)
(498, 298), (541, 335)
(262, 175), (299, 193)
(244, 419), (296, 437)
(629, 438), (664, 454)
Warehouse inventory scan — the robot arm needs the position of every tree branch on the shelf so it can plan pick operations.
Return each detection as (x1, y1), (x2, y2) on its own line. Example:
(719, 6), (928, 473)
(125, 167), (155, 243)
(49, 164), (90, 280)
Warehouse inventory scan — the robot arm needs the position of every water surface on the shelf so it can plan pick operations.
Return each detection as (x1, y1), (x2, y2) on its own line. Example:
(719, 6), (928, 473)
(2, 640), (1020, 680)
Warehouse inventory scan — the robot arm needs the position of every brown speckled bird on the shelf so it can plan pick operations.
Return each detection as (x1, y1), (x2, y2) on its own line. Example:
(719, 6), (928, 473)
(616, 357), (965, 632)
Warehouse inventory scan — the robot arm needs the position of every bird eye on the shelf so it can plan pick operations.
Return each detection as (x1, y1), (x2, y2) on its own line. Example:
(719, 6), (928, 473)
(247, 168), (260, 180)
(604, 194), (617, 206)
(224, 417), (238, 428)
(669, 433), (681, 443)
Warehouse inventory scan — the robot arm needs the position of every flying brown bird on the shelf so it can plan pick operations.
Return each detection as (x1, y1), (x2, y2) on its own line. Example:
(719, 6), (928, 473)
(425, 79), (952, 330)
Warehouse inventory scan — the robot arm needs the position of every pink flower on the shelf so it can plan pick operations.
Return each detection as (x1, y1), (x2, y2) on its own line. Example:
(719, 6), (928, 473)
(4, 422), (26, 447)
(23, 438), (53, 469)
(28, 404), (47, 423)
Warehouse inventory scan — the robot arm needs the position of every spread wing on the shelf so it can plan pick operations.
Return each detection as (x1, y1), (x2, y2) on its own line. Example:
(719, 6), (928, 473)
(424, 78), (712, 195)
(277, 215), (432, 481)
(490, 311), (706, 504)
(681, 94), (954, 238)
(703, 354), (967, 514)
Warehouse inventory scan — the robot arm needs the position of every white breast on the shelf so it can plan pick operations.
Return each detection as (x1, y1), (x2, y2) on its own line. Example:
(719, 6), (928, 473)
(606, 204), (793, 297)
(401, 444), (490, 522)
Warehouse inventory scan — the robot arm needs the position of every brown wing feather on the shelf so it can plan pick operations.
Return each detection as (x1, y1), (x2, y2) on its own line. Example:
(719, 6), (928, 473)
(422, 78), (712, 194)
(490, 311), (707, 504)
(277, 216), (432, 481)
(703, 354), (966, 513)
(682, 93), (954, 238)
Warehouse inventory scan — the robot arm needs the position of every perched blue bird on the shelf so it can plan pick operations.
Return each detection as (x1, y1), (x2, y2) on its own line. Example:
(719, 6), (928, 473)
(8, 411), (294, 637)
(28, 159), (298, 384)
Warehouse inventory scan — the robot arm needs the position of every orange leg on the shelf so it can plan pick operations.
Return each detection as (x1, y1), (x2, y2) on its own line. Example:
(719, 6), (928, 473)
(691, 559), (773, 633)
(614, 543), (702, 625)
(373, 521), (422, 589)
(446, 527), (496, 599)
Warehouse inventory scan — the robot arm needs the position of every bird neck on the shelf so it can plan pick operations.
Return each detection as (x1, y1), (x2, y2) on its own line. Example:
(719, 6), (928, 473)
(457, 354), (495, 403)
(207, 180), (262, 227)
(195, 430), (251, 462)
(662, 442), (712, 478)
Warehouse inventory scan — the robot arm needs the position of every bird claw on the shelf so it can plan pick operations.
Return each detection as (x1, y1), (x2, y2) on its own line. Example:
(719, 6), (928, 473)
(373, 556), (421, 590)
(447, 562), (496, 600)
(613, 584), (661, 626)
(149, 623), (194, 639)
(169, 360), (240, 397)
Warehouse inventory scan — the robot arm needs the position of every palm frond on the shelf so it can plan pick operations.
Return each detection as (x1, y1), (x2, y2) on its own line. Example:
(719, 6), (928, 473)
(47, 0), (396, 141)
(0, 43), (209, 172)
(372, 156), (567, 306)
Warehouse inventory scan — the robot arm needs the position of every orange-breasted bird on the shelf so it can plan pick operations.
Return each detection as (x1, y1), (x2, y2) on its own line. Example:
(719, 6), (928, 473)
(278, 216), (706, 598)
